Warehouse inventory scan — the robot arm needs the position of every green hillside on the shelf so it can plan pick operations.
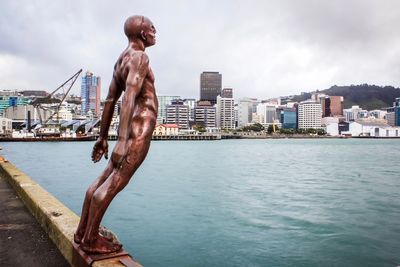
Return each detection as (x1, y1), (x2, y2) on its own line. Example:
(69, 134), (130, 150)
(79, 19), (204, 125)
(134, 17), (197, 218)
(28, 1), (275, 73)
(291, 84), (400, 110)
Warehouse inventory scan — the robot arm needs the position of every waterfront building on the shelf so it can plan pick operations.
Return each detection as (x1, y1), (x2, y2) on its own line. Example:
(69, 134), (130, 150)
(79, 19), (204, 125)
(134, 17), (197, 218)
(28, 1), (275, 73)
(21, 90), (48, 98)
(3, 105), (52, 124)
(157, 95), (180, 124)
(298, 100), (322, 129)
(395, 97), (400, 126)
(183, 98), (196, 122)
(0, 90), (30, 115)
(280, 107), (297, 129)
(200, 71), (222, 105)
(369, 110), (387, 120)
(0, 117), (12, 134)
(216, 95), (235, 129)
(194, 101), (216, 128)
(322, 117), (339, 136)
(81, 71), (101, 117)
(386, 112), (395, 126)
(234, 104), (239, 127)
(343, 118), (400, 137)
(343, 105), (367, 122)
(55, 106), (73, 121)
(256, 103), (277, 125)
(238, 98), (259, 128)
(166, 99), (189, 129)
(153, 124), (179, 136)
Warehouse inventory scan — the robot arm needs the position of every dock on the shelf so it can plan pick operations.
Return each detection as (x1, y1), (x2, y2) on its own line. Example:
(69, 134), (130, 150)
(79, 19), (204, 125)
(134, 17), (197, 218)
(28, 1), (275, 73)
(0, 157), (143, 267)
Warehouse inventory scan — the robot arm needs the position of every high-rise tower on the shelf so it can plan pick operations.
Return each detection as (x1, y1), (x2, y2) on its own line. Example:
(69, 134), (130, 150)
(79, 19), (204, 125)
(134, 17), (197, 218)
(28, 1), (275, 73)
(81, 71), (101, 117)
(200, 72), (222, 105)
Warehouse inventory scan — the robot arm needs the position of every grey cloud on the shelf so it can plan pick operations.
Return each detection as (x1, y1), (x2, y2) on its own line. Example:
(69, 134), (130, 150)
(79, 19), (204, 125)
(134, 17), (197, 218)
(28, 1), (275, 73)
(0, 0), (399, 99)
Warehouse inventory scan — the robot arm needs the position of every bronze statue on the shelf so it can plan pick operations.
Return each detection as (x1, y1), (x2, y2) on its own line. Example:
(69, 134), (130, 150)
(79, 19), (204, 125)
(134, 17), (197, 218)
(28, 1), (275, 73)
(74, 15), (158, 254)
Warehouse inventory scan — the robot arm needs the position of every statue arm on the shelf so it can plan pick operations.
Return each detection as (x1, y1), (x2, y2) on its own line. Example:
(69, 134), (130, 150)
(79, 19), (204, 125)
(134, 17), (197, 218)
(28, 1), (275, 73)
(99, 78), (122, 140)
(92, 77), (122, 162)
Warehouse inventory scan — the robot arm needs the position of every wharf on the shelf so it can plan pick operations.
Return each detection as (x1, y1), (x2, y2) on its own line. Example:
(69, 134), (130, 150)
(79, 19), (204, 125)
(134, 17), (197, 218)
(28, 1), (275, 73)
(0, 174), (69, 266)
(151, 134), (221, 141)
(0, 136), (96, 142)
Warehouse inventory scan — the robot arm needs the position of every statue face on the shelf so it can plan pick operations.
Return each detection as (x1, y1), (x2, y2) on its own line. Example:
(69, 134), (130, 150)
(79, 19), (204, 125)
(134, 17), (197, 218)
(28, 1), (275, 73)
(143, 20), (156, 47)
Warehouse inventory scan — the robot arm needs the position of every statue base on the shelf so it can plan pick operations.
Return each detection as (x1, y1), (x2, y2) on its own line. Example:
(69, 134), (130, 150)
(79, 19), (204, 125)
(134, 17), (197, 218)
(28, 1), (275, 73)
(72, 226), (142, 267)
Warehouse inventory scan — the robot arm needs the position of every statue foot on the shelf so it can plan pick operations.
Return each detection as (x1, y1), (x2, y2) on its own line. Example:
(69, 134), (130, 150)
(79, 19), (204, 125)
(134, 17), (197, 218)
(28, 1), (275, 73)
(80, 234), (122, 254)
(74, 232), (83, 244)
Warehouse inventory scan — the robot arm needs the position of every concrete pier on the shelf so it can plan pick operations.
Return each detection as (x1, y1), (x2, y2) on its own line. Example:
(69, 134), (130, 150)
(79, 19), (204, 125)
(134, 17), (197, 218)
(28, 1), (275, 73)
(0, 174), (69, 266)
(0, 157), (142, 267)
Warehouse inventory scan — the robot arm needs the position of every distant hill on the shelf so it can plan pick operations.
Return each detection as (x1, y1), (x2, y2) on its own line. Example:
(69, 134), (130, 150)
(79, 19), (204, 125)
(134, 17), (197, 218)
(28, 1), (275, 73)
(291, 84), (400, 110)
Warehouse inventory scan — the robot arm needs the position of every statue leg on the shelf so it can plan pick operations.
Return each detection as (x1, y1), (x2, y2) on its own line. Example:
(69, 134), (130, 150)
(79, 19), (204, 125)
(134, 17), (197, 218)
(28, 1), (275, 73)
(74, 161), (114, 243)
(80, 135), (152, 254)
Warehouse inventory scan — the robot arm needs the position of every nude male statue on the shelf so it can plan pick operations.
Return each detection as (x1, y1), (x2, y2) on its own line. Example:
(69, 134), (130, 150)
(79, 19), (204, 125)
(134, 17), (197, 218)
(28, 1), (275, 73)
(74, 15), (158, 254)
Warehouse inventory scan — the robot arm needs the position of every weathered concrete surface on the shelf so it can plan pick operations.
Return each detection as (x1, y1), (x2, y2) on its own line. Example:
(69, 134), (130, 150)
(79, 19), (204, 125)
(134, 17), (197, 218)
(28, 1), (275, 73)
(0, 157), (142, 267)
(0, 174), (69, 267)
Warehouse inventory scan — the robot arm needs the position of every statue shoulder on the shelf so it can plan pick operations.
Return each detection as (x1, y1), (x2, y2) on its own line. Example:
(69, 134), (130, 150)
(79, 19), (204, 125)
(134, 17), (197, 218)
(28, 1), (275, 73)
(128, 51), (149, 67)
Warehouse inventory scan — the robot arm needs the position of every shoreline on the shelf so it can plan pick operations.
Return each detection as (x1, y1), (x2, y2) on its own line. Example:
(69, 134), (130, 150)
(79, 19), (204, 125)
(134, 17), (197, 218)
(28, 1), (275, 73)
(1, 135), (399, 142)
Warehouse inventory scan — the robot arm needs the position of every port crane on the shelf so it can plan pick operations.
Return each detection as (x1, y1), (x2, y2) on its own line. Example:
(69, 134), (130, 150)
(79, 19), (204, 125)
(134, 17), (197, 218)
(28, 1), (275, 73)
(31, 69), (82, 128)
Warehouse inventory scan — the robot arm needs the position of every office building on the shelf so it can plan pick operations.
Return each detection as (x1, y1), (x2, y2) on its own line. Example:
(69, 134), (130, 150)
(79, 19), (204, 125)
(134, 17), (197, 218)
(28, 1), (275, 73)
(280, 107), (297, 129)
(238, 98), (259, 127)
(0, 90), (30, 115)
(183, 98), (196, 121)
(320, 96), (343, 117)
(194, 101), (216, 128)
(216, 95), (235, 129)
(81, 71), (101, 117)
(256, 103), (277, 125)
(200, 71), (222, 105)
(343, 105), (367, 122)
(157, 95), (180, 123)
(298, 100), (322, 129)
(221, 88), (233, 98)
(395, 97), (400, 126)
(166, 99), (189, 129)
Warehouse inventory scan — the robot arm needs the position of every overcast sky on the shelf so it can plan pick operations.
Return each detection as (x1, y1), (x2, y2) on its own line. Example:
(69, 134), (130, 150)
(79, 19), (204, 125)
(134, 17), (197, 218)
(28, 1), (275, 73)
(1, 0), (400, 100)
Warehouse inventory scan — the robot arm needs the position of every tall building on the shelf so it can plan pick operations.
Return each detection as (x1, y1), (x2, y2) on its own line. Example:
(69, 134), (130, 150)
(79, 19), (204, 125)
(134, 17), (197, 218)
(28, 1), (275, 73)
(157, 95), (180, 123)
(166, 99), (189, 129)
(280, 107), (297, 129)
(298, 100), (322, 129)
(238, 98), (259, 127)
(320, 96), (343, 117)
(221, 88), (233, 98)
(81, 71), (101, 117)
(0, 90), (30, 115)
(194, 100), (216, 128)
(183, 98), (196, 122)
(393, 97), (400, 126)
(200, 71), (222, 105)
(216, 95), (235, 129)
(256, 103), (277, 125)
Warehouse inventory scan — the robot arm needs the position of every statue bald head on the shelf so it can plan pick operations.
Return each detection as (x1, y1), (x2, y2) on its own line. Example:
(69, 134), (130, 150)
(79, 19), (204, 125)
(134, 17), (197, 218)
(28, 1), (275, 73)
(124, 15), (156, 47)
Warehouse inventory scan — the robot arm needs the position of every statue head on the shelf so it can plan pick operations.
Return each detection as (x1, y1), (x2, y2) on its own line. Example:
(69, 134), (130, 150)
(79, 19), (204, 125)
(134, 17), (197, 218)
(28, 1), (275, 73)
(124, 15), (156, 47)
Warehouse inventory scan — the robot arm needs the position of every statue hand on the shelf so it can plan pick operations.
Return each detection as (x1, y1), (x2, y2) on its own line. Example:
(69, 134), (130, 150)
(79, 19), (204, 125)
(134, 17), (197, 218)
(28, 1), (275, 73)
(92, 138), (109, 163)
(111, 140), (129, 168)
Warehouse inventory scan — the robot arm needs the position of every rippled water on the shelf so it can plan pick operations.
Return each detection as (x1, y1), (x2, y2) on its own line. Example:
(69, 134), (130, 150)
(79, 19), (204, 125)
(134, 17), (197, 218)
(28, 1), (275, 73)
(2, 139), (400, 267)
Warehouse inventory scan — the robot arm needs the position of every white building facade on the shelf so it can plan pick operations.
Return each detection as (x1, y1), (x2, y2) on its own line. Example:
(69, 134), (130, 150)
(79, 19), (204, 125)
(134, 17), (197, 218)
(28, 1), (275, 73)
(216, 95), (235, 129)
(238, 98), (259, 127)
(298, 100), (322, 129)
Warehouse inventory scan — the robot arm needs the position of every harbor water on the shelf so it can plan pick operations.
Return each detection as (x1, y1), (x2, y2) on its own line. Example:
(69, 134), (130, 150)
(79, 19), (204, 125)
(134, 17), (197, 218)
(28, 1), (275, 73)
(1, 139), (400, 267)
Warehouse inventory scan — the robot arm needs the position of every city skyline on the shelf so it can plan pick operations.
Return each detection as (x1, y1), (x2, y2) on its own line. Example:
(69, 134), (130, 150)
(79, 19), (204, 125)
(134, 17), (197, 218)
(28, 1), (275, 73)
(1, 1), (400, 100)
